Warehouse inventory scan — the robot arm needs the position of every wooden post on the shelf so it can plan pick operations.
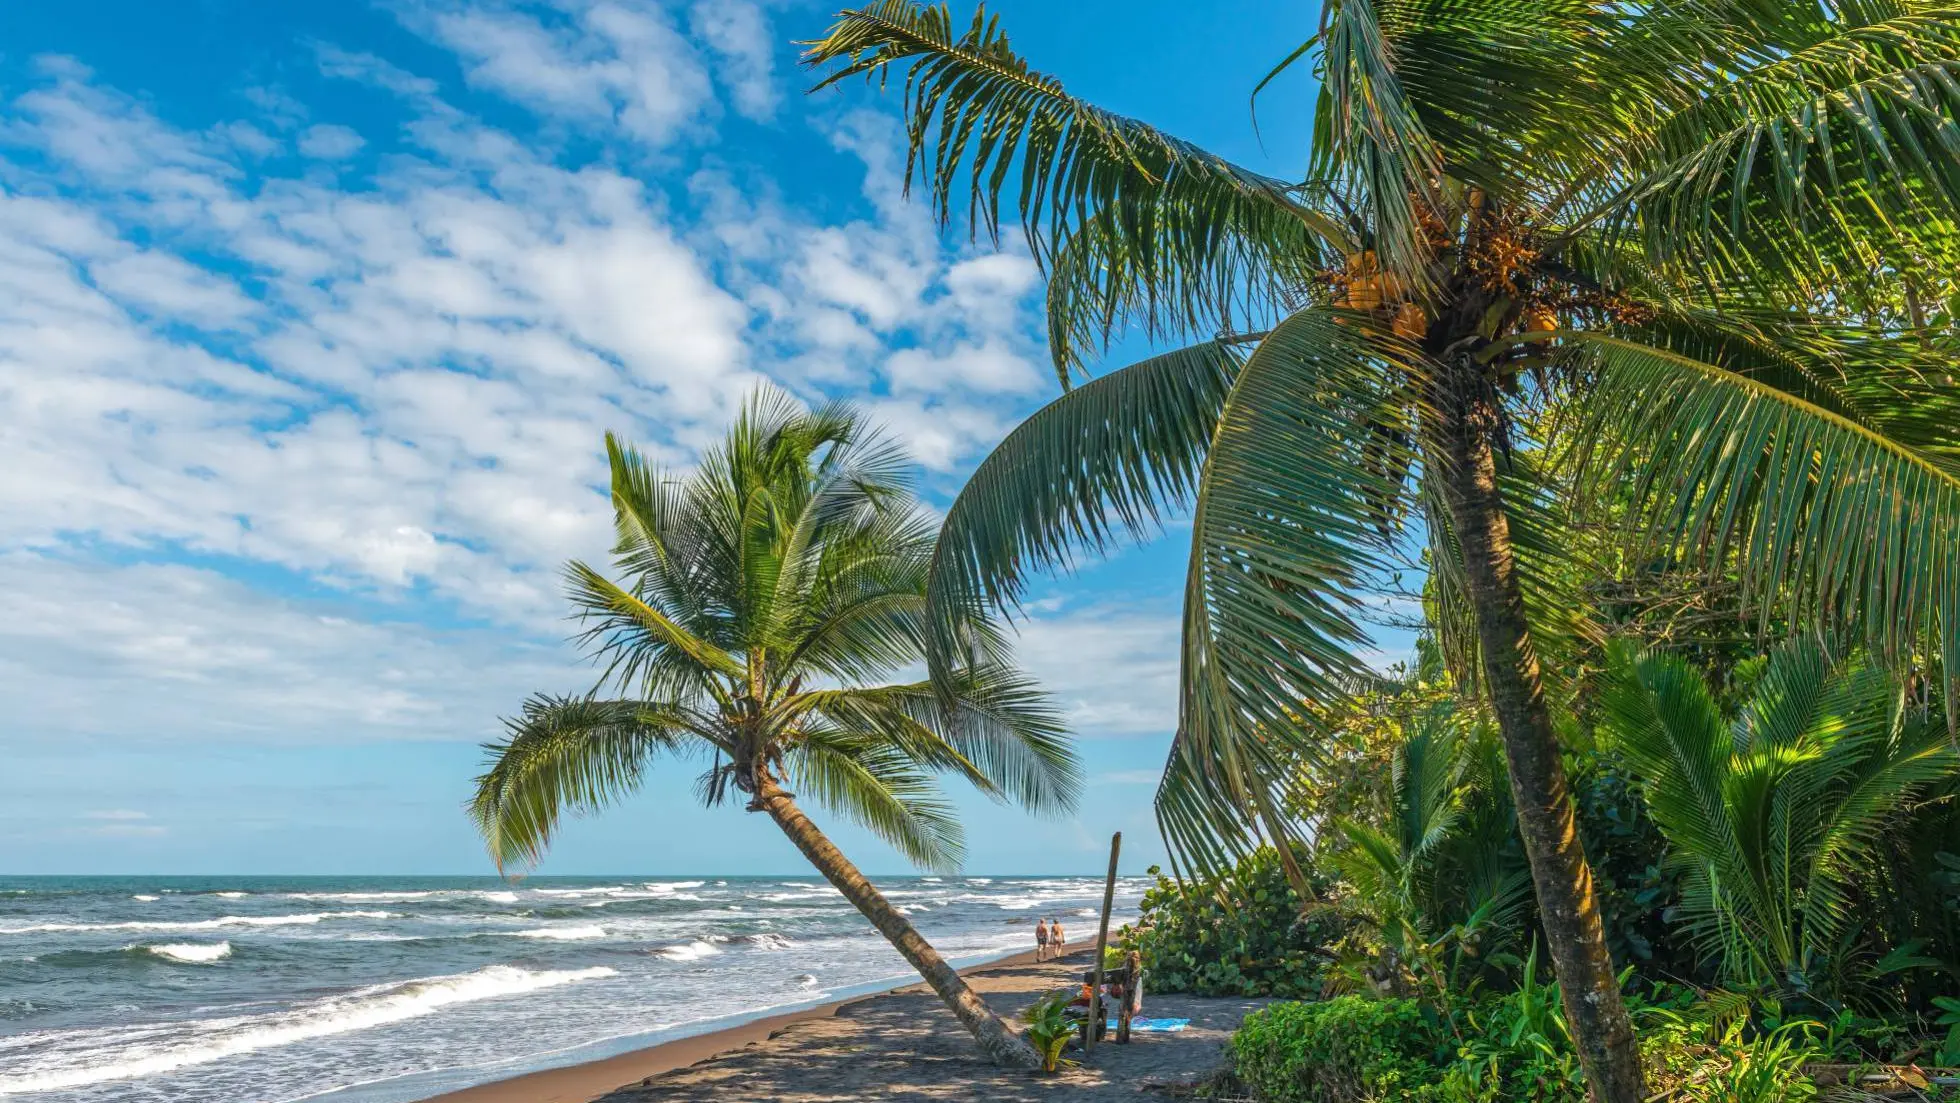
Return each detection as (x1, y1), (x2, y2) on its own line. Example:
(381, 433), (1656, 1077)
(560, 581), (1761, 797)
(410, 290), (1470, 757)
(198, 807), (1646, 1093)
(1084, 831), (1121, 1055)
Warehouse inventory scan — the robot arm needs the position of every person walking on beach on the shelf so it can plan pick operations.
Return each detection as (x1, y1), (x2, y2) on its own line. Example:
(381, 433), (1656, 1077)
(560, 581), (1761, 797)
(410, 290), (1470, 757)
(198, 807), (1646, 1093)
(1034, 918), (1050, 961)
(1049, 917), (1066, 956)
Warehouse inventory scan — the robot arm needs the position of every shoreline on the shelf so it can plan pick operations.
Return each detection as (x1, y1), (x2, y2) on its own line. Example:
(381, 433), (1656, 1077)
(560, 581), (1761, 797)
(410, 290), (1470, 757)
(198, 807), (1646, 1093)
(415, 940), (1093, 1103)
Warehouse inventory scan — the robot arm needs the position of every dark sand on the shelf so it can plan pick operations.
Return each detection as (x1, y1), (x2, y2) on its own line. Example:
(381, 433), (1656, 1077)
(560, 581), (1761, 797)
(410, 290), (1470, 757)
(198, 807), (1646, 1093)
(423, 944), (1268, 1102)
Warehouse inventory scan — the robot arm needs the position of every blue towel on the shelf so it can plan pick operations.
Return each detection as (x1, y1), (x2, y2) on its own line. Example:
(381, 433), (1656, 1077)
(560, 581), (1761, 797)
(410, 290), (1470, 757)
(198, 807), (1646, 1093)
(1104, 1016), (1190, 1033)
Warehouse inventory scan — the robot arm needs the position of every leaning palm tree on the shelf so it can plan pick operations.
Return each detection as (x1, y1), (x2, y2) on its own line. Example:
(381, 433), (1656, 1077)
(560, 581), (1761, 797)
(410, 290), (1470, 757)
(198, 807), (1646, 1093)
(806, 4), (1960, 1097)
(1599, 636), (1958, 1003)
(470, 389), (1079, 1068)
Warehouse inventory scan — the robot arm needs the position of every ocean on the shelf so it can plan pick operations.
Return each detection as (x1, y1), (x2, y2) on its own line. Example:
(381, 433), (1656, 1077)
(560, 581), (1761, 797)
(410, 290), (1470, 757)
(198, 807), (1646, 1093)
(0, 874), (1147, 1103)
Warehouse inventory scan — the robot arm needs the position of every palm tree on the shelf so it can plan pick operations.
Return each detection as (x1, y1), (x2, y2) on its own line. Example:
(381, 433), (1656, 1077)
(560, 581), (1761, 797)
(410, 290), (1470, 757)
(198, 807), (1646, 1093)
(1599, 636), (1958, 1003)
(805, 4), (1960, 1098)
(470, 389), (1080, 1069)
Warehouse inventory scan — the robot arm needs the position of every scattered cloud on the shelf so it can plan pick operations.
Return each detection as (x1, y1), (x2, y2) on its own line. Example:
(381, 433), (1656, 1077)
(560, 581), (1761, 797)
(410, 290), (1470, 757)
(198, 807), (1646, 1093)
(0, 554), (587, 747)
(400, 0), (719, 147)
(0, 1), (1177, 787)
(1009, 602), (1182, 736)
(297, 123), (366, 160)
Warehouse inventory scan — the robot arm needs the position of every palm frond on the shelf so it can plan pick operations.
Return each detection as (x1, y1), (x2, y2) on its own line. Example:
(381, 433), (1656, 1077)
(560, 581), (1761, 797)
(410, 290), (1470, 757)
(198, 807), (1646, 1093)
(788, 729), (967, 871)
(1043, 204), (1329, 383)
(924, 339), (1244, 675)
(804, 2), (1346, 379)
(1162, 308), (1411, 877)
(1581, 8), (1960, 295)
(1314, 0), (1446, 289)
(795, 669), (1080, 816)
(564, 561), (745, 690)
(1572, 334), (1960, 676)
(471, 696), (696, 870)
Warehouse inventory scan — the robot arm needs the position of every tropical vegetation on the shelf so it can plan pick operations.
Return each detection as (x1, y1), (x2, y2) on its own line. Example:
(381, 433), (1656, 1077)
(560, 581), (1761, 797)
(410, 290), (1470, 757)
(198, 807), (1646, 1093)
(1124, 642), (1960, 1099)
(806, 0), (1960, 1096)
(469, 390), (1080, 1068)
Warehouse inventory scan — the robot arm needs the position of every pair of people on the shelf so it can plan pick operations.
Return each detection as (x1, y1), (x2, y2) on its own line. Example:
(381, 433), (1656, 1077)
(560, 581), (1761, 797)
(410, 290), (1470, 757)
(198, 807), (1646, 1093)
(1034, 916), (1067, 960)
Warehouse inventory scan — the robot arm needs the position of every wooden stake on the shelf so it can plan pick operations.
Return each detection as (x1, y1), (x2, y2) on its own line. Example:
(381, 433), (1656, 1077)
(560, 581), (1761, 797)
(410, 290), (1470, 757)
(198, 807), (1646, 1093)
(1084, 831), (1121, 1054)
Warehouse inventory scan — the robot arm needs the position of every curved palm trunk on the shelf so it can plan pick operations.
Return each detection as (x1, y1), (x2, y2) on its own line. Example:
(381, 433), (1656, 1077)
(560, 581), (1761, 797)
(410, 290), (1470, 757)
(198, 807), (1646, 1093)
(1434, 358), (1645, 1103)
(751, 779), (1042, 1069)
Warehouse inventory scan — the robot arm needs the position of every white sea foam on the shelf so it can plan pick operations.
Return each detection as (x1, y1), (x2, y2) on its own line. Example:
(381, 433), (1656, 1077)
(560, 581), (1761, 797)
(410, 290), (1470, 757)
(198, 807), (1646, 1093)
(283, 889), (520, 905)
(655, 940), (722, 962)
(211, 892), (249, 899)
(131, 895), (159, 902)
(283, 891), (436, 902)
(743, 933), (795, 951)
(139, 942), (232, 964)
(582, 891), (702, 908)
(0, 964), (615, 1095)
(0, 911), (392, 935)
(513, 926), (605, 941)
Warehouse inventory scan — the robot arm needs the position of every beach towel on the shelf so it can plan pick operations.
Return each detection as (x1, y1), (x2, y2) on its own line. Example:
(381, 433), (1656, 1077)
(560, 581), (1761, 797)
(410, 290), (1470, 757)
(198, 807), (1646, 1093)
(1104, 1017), (1190, 1033)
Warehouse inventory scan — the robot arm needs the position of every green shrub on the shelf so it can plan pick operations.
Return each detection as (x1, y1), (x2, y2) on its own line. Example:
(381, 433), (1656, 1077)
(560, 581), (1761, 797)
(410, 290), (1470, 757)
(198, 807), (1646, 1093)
(1229, 978), (1836, 1103)
(1231, 997), (1452, 1103)
(1120, 849), (1345, 997)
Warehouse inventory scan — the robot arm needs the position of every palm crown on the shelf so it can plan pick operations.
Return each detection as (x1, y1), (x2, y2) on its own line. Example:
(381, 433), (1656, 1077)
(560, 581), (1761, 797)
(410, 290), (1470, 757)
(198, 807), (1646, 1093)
(806, 3), (1960, 1097)
(471, 390), (1080, 873)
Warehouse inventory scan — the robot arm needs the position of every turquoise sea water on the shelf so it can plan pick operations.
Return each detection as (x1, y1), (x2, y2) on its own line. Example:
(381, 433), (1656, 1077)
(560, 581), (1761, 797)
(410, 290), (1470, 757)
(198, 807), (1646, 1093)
(0, 874), (1143, 1103)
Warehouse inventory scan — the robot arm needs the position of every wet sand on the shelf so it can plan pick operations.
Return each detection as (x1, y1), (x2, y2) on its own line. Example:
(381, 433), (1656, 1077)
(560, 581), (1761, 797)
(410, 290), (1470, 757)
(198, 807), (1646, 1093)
(423, 944), (1267, 1102)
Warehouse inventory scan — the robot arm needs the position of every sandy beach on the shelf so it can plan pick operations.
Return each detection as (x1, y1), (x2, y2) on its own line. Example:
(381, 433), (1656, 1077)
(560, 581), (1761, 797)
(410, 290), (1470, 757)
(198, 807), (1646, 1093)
(422, 944), (1268, 1103)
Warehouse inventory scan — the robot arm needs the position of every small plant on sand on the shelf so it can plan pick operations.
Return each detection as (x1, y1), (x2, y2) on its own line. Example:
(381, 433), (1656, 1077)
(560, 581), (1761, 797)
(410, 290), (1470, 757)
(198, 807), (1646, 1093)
(1021, 989), (1079, 1073)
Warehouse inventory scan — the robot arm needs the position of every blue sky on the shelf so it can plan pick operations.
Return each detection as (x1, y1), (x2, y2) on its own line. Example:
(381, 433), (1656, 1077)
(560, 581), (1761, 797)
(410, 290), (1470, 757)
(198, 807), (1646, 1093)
(0, 0), (1354, 876)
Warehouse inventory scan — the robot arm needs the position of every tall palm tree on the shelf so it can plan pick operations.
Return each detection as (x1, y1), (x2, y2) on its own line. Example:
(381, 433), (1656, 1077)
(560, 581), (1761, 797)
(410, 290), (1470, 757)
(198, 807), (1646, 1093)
(806, 4), (1960, 1098)
(1599, 636), (1958, 1002)
(470, 390), (1080, 1068)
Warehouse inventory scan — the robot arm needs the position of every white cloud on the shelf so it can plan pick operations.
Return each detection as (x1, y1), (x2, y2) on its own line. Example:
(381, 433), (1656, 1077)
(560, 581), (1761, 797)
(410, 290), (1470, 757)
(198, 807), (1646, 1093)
(886, 340), (1043, 395)
(688, 0), (776, 120)
(0, 553), (586, 745)
(406, 0), (719, 147)
(87, 250), (258, 327)
(83, 809), (151, 820)
(297, 123), (366, 160)
(0, 57), (762, 623)
(0, 4), (1090, 758)
(1009, 603), (1182, 736)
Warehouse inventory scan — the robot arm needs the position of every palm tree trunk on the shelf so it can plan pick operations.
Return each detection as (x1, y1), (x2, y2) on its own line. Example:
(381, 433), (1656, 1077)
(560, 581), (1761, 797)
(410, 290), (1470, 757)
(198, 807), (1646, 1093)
(1434, 358), (1645, 1103)
(751, 778), (1042, 1069)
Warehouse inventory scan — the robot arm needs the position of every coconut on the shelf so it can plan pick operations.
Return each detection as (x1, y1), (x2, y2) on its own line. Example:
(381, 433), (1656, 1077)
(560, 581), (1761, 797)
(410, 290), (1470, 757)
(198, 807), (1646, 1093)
(1344, 250), (1384, 311)
(1391, 301), (1427, 340)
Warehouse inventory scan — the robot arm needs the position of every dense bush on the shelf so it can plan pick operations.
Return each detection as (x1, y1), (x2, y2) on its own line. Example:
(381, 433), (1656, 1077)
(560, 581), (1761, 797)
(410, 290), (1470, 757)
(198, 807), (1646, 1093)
(1232, 997), (1452, 1103)
(1231, 983), (1835, 1103)
(1118, 848), (1344, 998)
